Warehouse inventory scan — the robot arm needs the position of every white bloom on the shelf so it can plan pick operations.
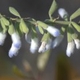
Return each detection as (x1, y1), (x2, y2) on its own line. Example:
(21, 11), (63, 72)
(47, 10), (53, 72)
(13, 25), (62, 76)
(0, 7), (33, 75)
(25, 33), (31, 44)
(0, 32), (6, 45)
(46, 26), (60, 37)
(66, 41), (75, 57)
(52, 35), (64, 48)
(58, 8), (68, 19)
(13, 40), (21, 48)
(30, 38), (39, 53)
(8, 43), (21, 58)
(45, 39), (52, 50)
(38, 42), (46, 53)
(74, 39), (80, 49)
(11, 32), (21, 44)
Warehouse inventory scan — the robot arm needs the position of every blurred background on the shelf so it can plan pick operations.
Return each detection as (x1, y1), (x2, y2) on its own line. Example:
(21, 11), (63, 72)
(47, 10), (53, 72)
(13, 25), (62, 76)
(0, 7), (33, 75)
(0, 0), (80, 80)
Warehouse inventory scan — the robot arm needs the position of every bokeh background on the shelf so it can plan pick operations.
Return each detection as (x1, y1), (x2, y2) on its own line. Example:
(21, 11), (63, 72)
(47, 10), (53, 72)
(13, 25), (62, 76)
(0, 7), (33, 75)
(0, 0), (80, 80)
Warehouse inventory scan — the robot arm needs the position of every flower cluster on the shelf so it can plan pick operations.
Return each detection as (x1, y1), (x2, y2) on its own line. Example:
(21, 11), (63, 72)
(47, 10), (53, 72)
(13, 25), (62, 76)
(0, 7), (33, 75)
(66, 38), (80, 57)
(58, 8), (80, 57)
(25, 25), (61, 54)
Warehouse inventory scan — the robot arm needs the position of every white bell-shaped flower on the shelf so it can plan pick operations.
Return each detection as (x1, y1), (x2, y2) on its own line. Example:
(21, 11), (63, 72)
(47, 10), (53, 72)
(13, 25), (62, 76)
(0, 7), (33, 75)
(30, 38), (39, 53)
(52, 35), (64, 48)
(58, 8), (68, 19)
(46, 26), (60, 37)
(66, 41), (75, 57)
(11, 32), (20, 43)
(0, 32), (6, 45)
(74, 39), (80, 49)
(8, 43), (21, 58)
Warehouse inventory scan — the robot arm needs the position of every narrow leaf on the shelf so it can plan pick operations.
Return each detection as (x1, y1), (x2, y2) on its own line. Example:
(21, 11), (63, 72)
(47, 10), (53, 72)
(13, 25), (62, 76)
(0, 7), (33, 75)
(71, 21), (80, 32)
(9, 7), (21, 18)
(67, 27), (73, 42)
(38, 25), (44, 34)
(31, 26), (37, 38)
(0, 20), (7, 33)
(72, 33), (78, 40)
(41, 33), (50, 42)
(8, 23), (15, 35)
(60, 26), (66, 34)
(1, 17), (9, 26)
(37, 21), (48, 29)
(55, 21), (70, 25)
(48, 0), (58, 19)
(19, 19), (29, 33)
(70, 8), (80, 20)
(0, 25), (3, 32)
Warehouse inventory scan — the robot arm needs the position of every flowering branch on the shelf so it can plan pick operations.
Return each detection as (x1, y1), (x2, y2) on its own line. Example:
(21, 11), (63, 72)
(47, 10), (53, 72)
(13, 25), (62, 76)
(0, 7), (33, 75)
(0, 0), (80, 58)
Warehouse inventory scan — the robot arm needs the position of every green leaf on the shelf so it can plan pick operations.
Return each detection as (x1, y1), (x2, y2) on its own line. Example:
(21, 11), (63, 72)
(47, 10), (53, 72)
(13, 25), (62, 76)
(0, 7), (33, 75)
(1, 17), (9, 26)
(9, 7), (21, 18)
(55, 21), (70, 25)
(37, 21), (48, 29)
(14, 22), (23, 36)
(8, 23), (15, 35)
(0, 25), (3, 32)
(70, 8), (80, 20)
(72, 32), (78, 40)
(71, 21), (80, 32)
(32, 26), (36, 34)
(67, 27), (73, 42)
(19, 19), (29, 33)
(31, 26), (37, 38)
(38, 25), (44, 34)
(48, 0), (58, 19)
(60, 26), (66, 34)
(0, 20), (7, 33)
(41, 33), (50, 42)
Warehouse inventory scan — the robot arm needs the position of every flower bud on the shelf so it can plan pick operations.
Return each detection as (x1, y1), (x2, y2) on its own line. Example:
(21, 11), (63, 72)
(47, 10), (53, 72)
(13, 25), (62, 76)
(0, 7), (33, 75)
(74, 39), (80, 49)
(25, 33), (31, 44)
(45, 39), (52, 50)
(30, 38), (39, 53)
(0, 32), (6, 45)
(46, 26), (60, 37)
(58, 8), (68, 19)
(38, 42), (46, 53)
(52, 35), (64, 48)
(66, 41), (75, 57)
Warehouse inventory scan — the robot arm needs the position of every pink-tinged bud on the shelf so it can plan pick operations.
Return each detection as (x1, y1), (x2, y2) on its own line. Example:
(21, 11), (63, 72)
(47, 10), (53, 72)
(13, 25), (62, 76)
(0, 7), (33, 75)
(58, 8), (68, 19)
(30, 38), (39, 53)
(0, 32), (6, 45)
(66, 41), (75, 57)
(38, 42), (46, 53)
(46, 26), (60, 37)
(74, 39), (80, 49)
(52, 35), (64, 48)
(8, 43), (21, 58)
